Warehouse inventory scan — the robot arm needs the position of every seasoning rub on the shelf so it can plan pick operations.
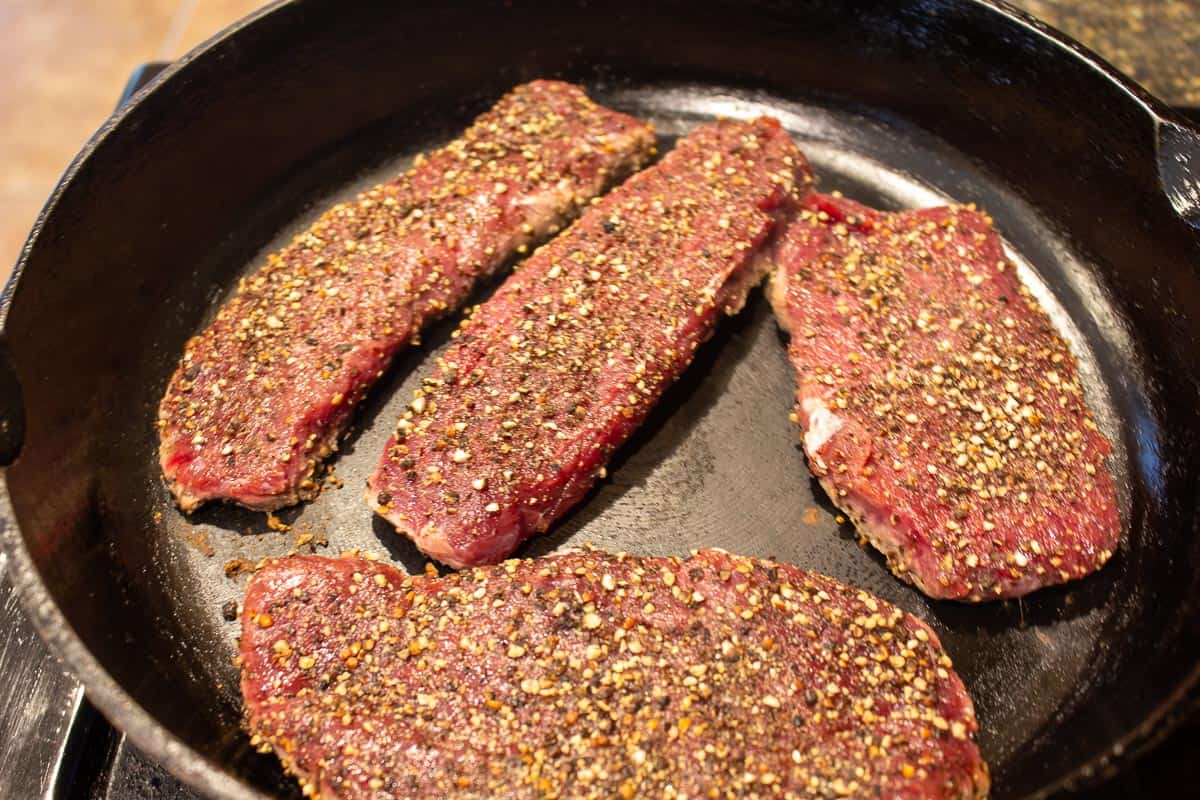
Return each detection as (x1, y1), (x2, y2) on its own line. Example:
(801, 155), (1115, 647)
(368, 116), (810, 567)
(240, 549), (988, 799)
(768, 193), (1120, 600)
(158, 81), (655, 511)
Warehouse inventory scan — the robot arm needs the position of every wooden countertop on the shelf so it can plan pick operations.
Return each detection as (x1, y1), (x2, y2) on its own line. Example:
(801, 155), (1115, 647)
(0, 1), (1196, 283)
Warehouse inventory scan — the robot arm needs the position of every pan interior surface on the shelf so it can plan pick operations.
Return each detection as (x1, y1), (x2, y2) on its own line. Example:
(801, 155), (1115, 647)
(4, 6), (1199, 798)
(27, 80), (1147, 798)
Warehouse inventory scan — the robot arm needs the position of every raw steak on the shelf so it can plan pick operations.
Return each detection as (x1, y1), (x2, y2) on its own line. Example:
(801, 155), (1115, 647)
(240, 549), (988, 799)
(768, 193), (1120, 601)
(158, 81), (654, 511)
(367, 117), (809, 566)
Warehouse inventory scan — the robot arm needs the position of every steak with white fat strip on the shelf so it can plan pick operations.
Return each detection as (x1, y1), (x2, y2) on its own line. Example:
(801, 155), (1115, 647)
(768, 193), (1120, 601)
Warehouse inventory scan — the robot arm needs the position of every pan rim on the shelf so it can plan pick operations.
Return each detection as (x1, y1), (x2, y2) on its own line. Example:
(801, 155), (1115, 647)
(0, 1), (1195, 797)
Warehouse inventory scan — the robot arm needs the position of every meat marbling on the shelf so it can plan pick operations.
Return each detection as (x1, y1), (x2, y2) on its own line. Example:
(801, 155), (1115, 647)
(158, 81), (654, 511)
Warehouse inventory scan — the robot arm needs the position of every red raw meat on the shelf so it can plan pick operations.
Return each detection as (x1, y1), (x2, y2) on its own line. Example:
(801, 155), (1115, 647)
(768, 193), (1120, 600)
(158, 81), (654, 511)
(241, 549), (987, 799)
(368, 117), (810, 566)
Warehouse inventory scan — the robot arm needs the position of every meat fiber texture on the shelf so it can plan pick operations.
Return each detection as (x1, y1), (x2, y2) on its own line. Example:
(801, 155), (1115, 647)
(241, 549), (988, 799)
(367, 117), (810, 567)
(158, 81), (655, 511)
(768, 193), (1120, 601)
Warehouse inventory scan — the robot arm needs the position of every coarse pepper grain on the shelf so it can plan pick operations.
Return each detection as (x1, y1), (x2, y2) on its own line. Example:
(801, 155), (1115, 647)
(367, 117), (811, 567)
(158, 81), (654, 512)
(768, 193), (1120, 601)
(240, 549), (988, 800)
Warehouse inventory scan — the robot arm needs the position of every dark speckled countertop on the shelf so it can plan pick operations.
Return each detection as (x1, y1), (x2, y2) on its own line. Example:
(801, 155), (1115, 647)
(1020, 10), (1200, 791)
(1014, 0), (1200, 105)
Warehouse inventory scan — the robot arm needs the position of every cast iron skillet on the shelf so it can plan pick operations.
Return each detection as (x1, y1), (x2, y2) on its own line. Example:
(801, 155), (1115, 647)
(2, 0), (1199, 797)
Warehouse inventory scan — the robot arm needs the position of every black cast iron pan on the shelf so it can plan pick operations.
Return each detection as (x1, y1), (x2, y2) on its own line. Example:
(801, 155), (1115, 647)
(2, 1), (1199, 797)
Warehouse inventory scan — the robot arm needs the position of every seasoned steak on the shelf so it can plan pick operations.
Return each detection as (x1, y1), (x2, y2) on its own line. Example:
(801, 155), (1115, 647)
(241, 549), (987, 800)
(367, 117), (810, 567)
(768, 193), (1120, 601)
(158, 81), (654, 511)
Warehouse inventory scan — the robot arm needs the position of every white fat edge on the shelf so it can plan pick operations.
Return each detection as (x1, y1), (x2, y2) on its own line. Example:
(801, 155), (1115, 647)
(800, 396), (844, 470)
(764, 265), (790, 330)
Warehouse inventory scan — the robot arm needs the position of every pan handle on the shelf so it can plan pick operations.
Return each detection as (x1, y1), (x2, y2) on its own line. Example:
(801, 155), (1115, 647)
(1156, 111), (1200, 230)
(0, 337), (25, 467)
(115, 62), (169, 110)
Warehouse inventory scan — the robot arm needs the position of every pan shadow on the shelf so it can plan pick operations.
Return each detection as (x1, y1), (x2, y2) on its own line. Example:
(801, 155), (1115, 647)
(522, 289), (767, 559)
(804, 472), (1114, 632)
(332, 305), (465, 461)
(930, 566), (1115, 633)
(369, 514), (446, 575)
(185, 500), (297, 538)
